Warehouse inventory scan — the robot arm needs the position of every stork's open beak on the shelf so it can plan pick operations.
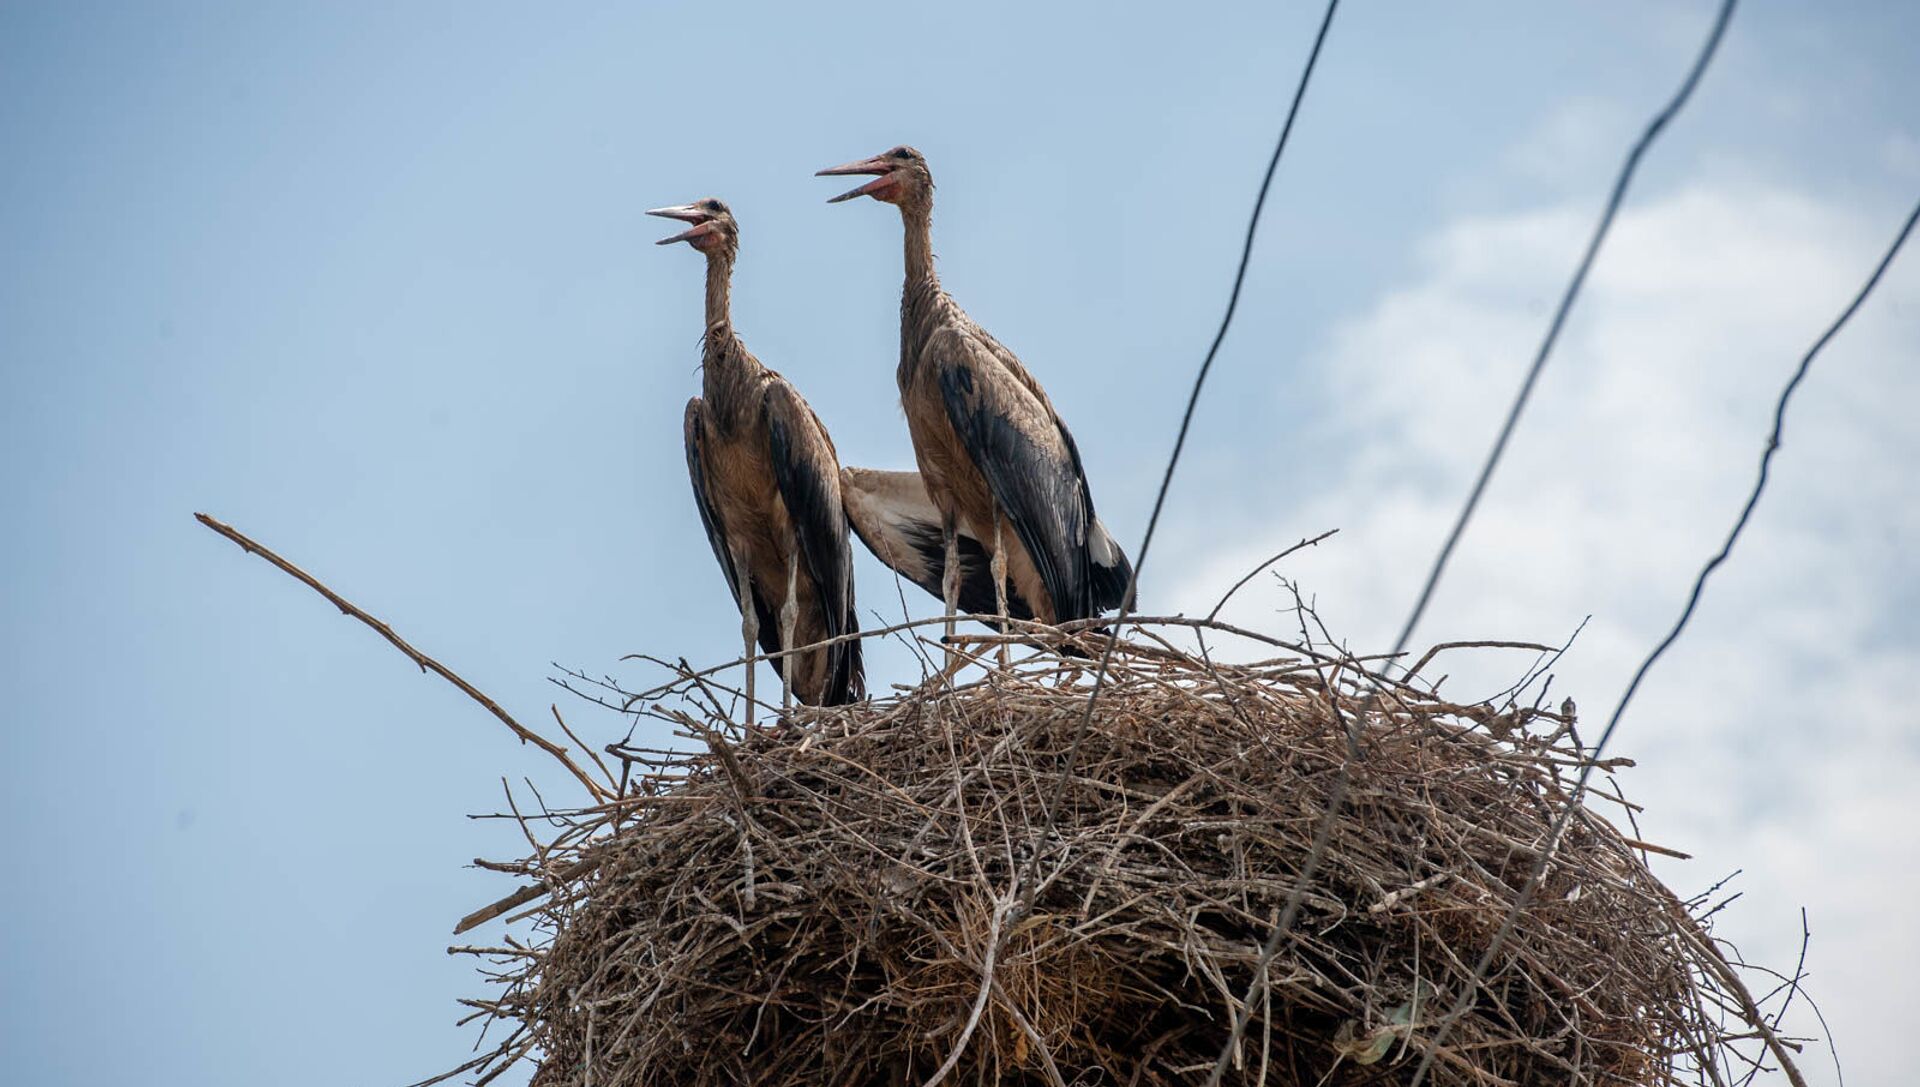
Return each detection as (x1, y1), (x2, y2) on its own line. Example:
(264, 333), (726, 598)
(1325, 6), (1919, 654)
(647, 204), (718, 246)
(816, 156), (898, 203)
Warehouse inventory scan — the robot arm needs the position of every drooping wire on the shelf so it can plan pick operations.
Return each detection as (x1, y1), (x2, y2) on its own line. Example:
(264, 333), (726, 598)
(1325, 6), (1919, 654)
(1406, 193), (1920, 1087)
(1010, 0), (1343, 920)
(1206, 2), (1743, 1083)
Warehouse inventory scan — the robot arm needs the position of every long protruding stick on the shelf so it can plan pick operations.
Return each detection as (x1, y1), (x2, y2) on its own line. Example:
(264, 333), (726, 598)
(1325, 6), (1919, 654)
(452, 856), (597, 935)
(195, 512), (611, 802)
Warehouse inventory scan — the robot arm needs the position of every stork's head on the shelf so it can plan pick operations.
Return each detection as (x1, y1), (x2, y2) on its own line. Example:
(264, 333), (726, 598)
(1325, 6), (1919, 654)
(647, 198), (737, 255)
(816, 145), (932, 209)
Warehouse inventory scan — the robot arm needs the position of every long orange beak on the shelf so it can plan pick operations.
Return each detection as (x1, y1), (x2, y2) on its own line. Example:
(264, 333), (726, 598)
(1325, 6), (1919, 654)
(646, 204), (718, 246)
(816, 156), (898, 203)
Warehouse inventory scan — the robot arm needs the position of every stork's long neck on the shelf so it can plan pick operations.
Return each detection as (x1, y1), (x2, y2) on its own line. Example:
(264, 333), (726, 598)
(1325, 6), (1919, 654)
(704, 247), (735, 337)
(896, 200), (947, 389)
(700, 245), (759, 417)
(901, 201), (936, 288)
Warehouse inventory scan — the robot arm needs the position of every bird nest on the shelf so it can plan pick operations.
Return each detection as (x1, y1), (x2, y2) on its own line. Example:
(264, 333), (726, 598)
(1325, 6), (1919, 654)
(436, 617), (1807, 1087)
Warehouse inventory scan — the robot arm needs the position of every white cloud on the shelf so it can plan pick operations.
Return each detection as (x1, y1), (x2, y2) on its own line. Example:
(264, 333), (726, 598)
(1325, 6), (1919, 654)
(1167, 175), (1920, 1085)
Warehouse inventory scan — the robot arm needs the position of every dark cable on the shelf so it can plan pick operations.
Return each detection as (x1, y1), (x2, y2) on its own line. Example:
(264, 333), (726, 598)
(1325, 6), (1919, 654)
(1408, 192), (1918, 1087)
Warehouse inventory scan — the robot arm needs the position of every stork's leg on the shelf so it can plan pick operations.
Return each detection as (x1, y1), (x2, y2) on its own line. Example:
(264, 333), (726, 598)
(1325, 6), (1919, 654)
(779, 548), (799, 711)
(941, 510), (961, 674)
(990, 511), (1011, 670)
(734, 559), (757, 726)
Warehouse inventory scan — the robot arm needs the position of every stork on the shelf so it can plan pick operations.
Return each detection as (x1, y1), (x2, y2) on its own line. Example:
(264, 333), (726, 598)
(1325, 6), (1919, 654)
(649, 198), (864, 715)
(817, 147), (1132, 663)
(840, 465), (1038, 623)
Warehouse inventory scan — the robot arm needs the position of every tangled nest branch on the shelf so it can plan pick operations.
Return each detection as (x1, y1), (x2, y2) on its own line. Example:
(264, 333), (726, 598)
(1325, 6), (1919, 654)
(440, 612), (1808, 1087)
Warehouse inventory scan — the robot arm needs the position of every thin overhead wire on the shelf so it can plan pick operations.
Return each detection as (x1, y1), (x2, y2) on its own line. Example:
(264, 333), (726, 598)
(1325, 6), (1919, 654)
(1406, 193), (1919, 1087)
(1210, 2), (1744, 1082)
(1011, 0), (1343, 917)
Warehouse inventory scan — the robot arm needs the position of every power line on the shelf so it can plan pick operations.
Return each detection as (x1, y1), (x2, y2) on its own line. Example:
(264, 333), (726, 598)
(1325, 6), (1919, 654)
(1407, 192), (1920, 1087)
(1210, 1), (1743, 1083)
(1010, 0), (1343, 919)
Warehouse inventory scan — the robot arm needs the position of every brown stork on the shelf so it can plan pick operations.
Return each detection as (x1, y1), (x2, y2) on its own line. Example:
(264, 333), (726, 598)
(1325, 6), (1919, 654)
(649, 198), (863, 714)
(817, 147), (1133, 659)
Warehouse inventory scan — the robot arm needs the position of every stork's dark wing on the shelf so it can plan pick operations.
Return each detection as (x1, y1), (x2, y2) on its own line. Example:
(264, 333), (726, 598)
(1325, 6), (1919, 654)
(1085, 515), (1136, 614)
(976, 330), (1137, 613)
(931, 330), (1095, 622)
(1054, 422), (1135, 613)
(685, 398), (779, 657)
(840, 466), (1037, 621)
(763, 382), (864, 704)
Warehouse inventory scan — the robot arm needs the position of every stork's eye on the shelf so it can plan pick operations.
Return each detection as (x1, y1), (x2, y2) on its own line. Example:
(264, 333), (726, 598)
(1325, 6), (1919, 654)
(893, 148), (912, 159)
(704, 200), (723, 212)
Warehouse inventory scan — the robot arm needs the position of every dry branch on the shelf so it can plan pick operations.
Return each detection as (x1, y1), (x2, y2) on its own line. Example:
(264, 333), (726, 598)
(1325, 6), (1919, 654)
(195, 512), (611, 803)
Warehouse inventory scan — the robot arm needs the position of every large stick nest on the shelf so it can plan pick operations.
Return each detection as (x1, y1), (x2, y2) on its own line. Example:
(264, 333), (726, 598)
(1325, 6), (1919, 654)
(443, 618), (1801, 1087)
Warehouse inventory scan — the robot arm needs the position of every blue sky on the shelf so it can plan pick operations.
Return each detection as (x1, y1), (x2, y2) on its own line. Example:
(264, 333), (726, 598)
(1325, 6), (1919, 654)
(2, 3), (1915, 1084)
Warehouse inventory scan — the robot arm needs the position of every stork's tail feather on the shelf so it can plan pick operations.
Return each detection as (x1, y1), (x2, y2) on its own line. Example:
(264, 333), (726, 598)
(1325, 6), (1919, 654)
(1086, 517), (1136, 615)
(1054, 628), (1114, 659)
(822, 633), (865, 706)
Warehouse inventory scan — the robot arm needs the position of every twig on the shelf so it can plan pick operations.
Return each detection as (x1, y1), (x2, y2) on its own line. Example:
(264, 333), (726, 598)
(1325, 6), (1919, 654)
(453, 856), (599, 935)
(1402, 640), (1558, 682)
(1206, 529), (1339, 622)
(1368, 872), (1452, 914)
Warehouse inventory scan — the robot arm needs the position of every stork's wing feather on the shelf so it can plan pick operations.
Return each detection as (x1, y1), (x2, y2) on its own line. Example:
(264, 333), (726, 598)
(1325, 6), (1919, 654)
(684, 398), (741, 607)
(971, 329), (1136, 613)
(763, 382), (864, 704)
(841, 466), (1036, 621)
(685, 398), (780, 659)
(1053, 420), (1136, 614)
(1086, 516), (1136, 613)
(974, 327), (1056, 411)
(931, 331), (1094, 622)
